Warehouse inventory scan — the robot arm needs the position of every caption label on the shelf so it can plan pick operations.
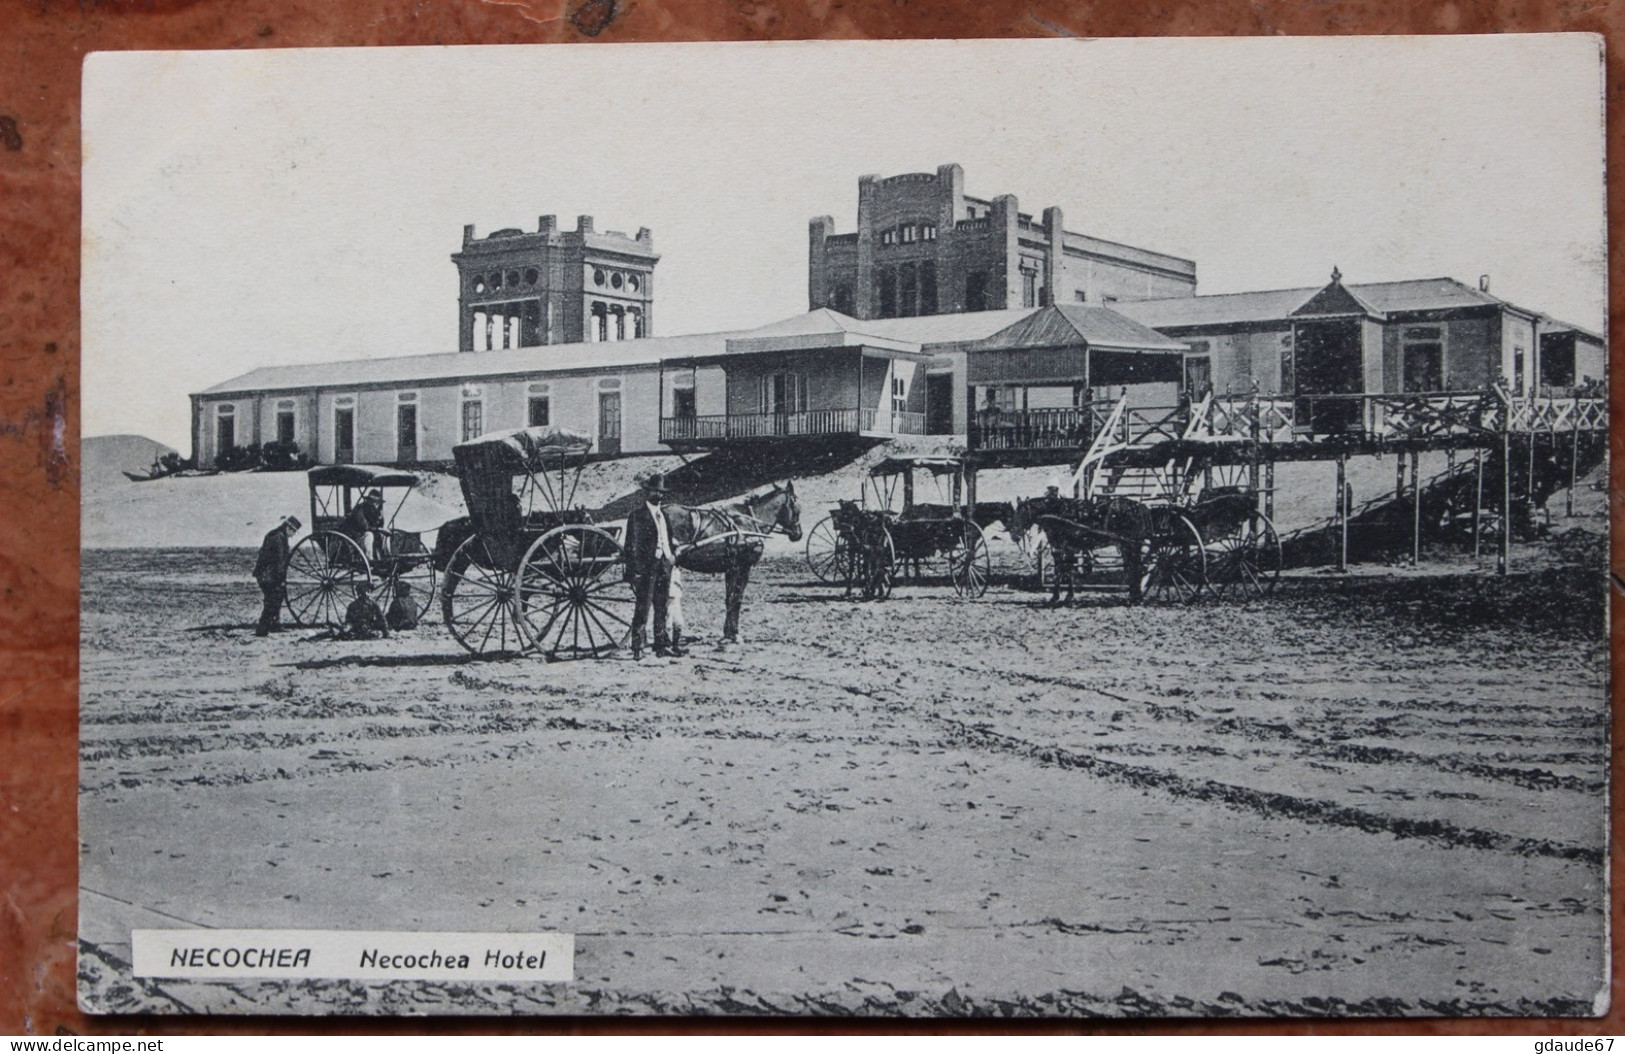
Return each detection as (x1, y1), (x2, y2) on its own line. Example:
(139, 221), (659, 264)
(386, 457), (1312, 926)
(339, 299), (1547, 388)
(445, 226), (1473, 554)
(132, 929), (573, 982)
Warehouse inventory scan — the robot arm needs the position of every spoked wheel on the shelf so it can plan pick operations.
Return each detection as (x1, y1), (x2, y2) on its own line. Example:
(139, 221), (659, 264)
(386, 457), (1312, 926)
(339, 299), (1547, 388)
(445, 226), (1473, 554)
(515, 525), (632, 661)
(285, 531), (371, 628)
(1140, 512), (1207, 604)
(946, 520), (992, 598)
(1207, 510), (1281, 600)
(804, 515), (849, 584)
(379, 555), (438, 624)
(442, 536), (523, 657)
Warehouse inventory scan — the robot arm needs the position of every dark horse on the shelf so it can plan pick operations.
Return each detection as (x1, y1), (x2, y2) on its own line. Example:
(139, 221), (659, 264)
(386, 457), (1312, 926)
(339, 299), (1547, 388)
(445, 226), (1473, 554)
(661, 482), (803, 642)
(830, 499), (892, 600)
(1012, 493), (1153, 606)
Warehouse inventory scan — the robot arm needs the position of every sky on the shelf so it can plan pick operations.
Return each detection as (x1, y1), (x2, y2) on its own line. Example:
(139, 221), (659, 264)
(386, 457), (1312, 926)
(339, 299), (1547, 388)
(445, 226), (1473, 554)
(82, 36), (1607, 451)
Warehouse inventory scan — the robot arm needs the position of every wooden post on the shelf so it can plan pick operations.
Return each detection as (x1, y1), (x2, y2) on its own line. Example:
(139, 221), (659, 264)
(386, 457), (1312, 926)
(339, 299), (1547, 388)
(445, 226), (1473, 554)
(1395, 454), (1405, 500)
(1473, 449), (1484, 565)
(1410, 449), (1421, 567)
(1265, 459), (1275, 521)
(1499, 431), (1511, 576)
(1336, 453), (1348, 573)
(902, 465), (914, 512)
(1568, 406), (1580, 517)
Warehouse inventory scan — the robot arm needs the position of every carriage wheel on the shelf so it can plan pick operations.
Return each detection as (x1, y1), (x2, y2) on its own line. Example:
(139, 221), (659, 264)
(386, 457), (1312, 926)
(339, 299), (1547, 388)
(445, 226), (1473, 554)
(1207, 510), (1281, 600)
(379, 556), (438, 624)
(284, 531), (371, 628)
(515, 525), (632, 661)
(804, 515), (849, 584)
(1140, 512), (1206, 604)
(442, 536), (523, 657)
(947, 521), (992, 599)
(864, 527), (895, 601)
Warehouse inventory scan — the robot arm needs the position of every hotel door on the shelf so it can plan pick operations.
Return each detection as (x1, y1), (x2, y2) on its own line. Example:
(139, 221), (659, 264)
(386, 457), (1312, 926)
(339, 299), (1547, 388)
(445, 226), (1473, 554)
(397, 404), (418, 464)
(926, 374), (954, 434)
(598, 391), (622, 458)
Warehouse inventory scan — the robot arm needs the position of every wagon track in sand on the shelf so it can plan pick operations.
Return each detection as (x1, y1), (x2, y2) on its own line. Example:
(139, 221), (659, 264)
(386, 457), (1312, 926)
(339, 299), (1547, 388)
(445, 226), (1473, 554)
(78, 548), (1609, 1016)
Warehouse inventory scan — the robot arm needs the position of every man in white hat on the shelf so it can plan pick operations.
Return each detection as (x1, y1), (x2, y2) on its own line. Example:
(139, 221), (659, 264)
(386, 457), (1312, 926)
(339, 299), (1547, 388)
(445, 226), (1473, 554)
(623, 473), (681, 658)
(253, 514), (301, 636)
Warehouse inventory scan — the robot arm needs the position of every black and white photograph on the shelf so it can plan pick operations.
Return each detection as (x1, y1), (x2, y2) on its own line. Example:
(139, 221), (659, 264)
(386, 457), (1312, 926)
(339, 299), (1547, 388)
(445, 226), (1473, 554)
(78, 36), (1609, 1018)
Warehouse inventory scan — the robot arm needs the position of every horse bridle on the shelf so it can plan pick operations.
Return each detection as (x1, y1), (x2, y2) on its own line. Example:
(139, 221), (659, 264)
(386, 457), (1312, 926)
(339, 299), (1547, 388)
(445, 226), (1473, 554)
(734, 483), (796, 538)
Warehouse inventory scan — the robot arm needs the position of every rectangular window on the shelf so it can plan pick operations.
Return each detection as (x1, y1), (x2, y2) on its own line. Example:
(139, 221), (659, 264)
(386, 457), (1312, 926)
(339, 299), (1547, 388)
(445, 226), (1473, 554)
(1185, 357), (1212, 396)
(397, 403), (418, 462)
(1021, 269), (1037, 309)
(965, 272), (987, 313)
(528, 396), (550, 427)
(1401, 326), (1445, 393)
(919, 261), (937, 315)
(1075, 290), (1088, 303)
(878, 267), (897, 319)
(461, 400), (484, 442)
(762, 372), (808, 414)
(1513, 348), (1525, 393)
(891, 376), (906, 414)
(334, 406), (355, 463)
(900, 265), (918, 318)
(673, 387), (696, 418)
(215, 405), (235, 457)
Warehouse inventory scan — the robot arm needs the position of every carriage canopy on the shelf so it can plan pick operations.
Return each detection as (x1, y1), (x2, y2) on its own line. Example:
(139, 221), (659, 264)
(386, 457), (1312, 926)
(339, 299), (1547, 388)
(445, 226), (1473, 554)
(452, 426), (595, 543)
(452, 426), (593, 475)
(306, 464), (421, 489)
(869, 456), (964, 479)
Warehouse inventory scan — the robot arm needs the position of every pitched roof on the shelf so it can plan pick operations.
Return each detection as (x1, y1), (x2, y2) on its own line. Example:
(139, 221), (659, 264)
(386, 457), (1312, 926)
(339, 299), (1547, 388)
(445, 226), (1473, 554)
(1115, 277), (1511, 330)
(854, 308), (1040, 346)
(723, 309), (922, 355)
(971, 304), (1190, 353)
(200, 329), (748, 396)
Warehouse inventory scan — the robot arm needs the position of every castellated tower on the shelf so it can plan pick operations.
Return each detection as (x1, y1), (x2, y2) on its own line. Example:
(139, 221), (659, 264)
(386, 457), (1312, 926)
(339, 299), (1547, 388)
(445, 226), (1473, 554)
(452, 215), (659, 350)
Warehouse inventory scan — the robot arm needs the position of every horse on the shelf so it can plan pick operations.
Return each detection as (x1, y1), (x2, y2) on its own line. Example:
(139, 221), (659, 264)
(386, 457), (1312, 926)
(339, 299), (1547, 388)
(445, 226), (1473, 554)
(829, 499), (893, 600)
(659, 481), (803, 643)
(1012, 493), (1153, 606)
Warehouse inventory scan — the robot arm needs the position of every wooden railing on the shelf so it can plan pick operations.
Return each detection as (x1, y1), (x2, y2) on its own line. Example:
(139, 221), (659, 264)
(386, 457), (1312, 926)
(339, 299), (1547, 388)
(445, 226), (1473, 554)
(1206, 390), (1607, 444)
(968, 389), (1608, 455)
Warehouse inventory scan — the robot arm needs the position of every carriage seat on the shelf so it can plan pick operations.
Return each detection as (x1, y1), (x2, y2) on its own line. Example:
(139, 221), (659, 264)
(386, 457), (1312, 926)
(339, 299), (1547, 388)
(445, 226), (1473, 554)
(899, 502), (957, 522)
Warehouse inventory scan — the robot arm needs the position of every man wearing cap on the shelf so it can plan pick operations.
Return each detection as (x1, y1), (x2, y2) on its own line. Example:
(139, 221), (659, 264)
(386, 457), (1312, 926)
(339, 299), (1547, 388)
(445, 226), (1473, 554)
(623, 473), (681, 658)
(253, 515), (301, 636)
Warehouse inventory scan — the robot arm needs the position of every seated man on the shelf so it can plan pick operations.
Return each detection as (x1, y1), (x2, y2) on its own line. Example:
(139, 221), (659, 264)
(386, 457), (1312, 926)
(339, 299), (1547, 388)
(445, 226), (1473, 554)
(338, 582), (390, 640)
(341, 490), (387, 559)
(385, 581), (419, 632)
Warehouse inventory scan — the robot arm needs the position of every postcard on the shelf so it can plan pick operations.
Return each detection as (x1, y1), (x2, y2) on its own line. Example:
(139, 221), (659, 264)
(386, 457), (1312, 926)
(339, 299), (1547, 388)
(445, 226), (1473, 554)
(79, 36), (1609, 1016)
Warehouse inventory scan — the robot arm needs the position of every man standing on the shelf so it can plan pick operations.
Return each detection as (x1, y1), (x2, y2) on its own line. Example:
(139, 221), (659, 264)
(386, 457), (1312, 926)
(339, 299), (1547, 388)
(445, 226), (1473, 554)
(253, 515), (301, 636)
(623, 473), (681, 658)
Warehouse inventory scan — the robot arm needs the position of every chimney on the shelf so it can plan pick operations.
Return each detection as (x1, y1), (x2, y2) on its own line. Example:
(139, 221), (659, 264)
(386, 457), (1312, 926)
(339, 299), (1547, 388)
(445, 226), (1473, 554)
(1479, 274), (1491, 293)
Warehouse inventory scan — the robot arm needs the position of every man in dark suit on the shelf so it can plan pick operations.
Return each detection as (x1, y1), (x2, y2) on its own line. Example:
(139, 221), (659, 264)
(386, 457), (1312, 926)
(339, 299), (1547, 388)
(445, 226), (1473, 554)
(253, 515), (301, 636)
(623, 473), (681, 658)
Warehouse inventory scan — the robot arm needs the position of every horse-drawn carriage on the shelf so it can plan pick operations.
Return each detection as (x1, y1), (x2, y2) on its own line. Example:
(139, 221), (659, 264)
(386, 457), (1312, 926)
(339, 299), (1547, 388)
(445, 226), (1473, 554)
(432, 426), (634, 659)
(804, 456), (997, 600)
(284, 464), (438, 628)
(1014, 447), (1281, 605)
